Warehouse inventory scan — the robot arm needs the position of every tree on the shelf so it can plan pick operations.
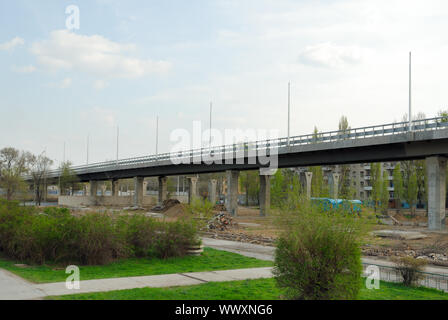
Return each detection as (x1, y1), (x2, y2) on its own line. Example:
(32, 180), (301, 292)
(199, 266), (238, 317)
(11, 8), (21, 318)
(407, 170), (418, 215)
(59, 161), (79, 195)
(370, 163), (382, 212)
(414, 160), (427, 208)
(29, 152), (53, 205)
(338, 115), (350, 134)
(310, 166), (323, 197)
(392, 163), (404, 210)
(0, 147), (32, 201)
(380, 170), (390, 214)
(271, 169), (287, 208)
(239, 170), (259, 206)
(437, 109), (448, 123)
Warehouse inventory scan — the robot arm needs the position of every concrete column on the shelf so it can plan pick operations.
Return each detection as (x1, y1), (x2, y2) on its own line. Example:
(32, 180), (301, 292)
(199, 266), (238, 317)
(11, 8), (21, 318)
(188, 177), (198, 203)
(208, 179), (217, 204)
(427, 156), (447, 230)
(89, 180), (98, 197)
(305, 172), (313, 198)
(101, 183), (107, 196)
(133, 177), (144, 207)
(143, 180), (148, 196)
(112, 179), (119, 197)
(332, 173), (340, 199)
(259, 173), (271, 216)
(226, 170), (239, 216)
(158, 176), (168, 205)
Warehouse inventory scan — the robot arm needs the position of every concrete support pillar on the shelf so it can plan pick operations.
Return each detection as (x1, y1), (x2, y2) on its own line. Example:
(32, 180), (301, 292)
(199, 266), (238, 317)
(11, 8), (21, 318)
(101, 183), (107, 196)
(305, 172), (313, 199)
(332, 173), (340, 199)
(208, 179), (217, 204)
(143, 180), (148, 196)
(188, 177), (198, 203)
(158, 176), (168, 205)
(112, 179), (119, 197)
(133, 177), (144, 207)
(226, 170), (239, 216)
(427, 156), (447, 230)
(89, 180), (98, 197)
(259, 173), (271, 216)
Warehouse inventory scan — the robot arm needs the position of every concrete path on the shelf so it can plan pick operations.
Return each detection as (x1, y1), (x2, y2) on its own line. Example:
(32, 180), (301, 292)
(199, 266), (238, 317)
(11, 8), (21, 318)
(0, 269), (45, 300)
(203, 237), (448, 276)
(0, 267), (273, 299)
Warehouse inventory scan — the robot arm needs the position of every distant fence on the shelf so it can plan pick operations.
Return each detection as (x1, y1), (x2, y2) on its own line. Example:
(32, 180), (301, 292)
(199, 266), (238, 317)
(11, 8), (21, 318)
(363, 263), (448, 292)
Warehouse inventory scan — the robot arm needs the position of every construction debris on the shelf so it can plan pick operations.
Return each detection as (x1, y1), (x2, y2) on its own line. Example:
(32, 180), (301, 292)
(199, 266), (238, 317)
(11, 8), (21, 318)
(208, 212), (236, 231)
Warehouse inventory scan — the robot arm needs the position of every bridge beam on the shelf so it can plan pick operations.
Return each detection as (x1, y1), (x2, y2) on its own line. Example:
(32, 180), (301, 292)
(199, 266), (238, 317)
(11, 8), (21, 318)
(158, 176), (168, 205)
(427, 156), (447, 230)
(226, 170), (239, 216)
(208, 179), (217, 204)
(188, 176), (198, 203)
(259, 172), (271, 216)
(133, 177), (144, 207)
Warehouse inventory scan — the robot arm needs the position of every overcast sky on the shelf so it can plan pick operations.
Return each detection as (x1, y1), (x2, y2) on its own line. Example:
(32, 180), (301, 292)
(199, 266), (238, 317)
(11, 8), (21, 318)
(1, 0), (448, 167)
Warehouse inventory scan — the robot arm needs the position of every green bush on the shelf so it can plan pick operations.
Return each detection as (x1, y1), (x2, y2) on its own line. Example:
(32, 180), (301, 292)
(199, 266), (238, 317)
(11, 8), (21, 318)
(273, 197), (368, 300)
(0, 200), (200, 265)
(392, 256), (427, 286)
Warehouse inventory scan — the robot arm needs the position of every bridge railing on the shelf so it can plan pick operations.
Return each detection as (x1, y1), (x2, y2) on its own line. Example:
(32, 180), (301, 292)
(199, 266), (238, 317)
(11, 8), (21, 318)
(36, 116), (448, 178)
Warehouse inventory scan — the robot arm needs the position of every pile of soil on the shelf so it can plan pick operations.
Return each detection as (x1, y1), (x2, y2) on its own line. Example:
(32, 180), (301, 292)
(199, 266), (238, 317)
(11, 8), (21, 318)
(162, 199), (181, 211)
(163, 203), (188, 218)
(150, 199), (181, 213)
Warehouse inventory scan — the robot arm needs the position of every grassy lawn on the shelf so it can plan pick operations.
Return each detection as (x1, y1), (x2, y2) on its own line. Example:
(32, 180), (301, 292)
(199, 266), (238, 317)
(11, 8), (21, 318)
(47, 278), (448, 300)
(0, 248), (272, 283)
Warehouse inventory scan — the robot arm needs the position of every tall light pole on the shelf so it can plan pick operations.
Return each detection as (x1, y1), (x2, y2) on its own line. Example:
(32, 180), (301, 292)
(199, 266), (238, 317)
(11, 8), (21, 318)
(209, 101), (212, 147)
(86, 134), (89, 165)
(408, 51), (412, 132)
(156, 116), (159, 157)
(116, 126), (119, 165)
(287, 81), (291, 146)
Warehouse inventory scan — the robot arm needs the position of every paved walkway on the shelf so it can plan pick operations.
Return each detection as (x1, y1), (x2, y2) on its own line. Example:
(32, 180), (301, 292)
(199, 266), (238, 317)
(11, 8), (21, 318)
(3, 237), (448, 299)
(203, 237), (448, 276)
(0, 266), (273, 300)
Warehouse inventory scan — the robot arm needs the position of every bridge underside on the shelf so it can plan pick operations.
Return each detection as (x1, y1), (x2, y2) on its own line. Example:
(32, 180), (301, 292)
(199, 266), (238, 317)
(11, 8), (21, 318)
(32, 129), (448, 230)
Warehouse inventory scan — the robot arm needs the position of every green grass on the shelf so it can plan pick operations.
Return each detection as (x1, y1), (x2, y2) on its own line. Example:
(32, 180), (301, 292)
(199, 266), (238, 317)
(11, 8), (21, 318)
(0, 248), (272, 284)
(47, 278), (448, 300)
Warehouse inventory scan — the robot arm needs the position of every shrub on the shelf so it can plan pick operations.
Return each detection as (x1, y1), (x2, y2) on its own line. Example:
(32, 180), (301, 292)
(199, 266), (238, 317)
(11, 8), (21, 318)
(0, 200), (200, 265)
(273, 196), (369, 300)
(186, 197), (214, 219)
(392, 256), (427, 286)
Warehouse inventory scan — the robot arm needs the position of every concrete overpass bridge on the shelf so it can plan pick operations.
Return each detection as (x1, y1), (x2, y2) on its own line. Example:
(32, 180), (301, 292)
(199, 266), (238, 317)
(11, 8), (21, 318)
(29, 116), (448, 230)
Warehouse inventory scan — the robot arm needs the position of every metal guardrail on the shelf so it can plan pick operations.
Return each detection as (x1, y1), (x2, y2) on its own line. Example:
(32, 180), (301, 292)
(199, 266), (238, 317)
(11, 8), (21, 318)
(30, 116), (448, 179)
(363, 263), (448, 292)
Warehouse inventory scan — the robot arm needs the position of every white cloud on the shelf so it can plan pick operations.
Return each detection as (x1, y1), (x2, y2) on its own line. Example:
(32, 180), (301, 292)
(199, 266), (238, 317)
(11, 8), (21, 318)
(11, 65), (36, 73)
(81, 107), (116, 127)
(93, 80), (109, 90)
(46, 77), (72, 89)
(298, 43), (362, 68)
(0, 37), (24, 51)
(31, 30), (171, 78)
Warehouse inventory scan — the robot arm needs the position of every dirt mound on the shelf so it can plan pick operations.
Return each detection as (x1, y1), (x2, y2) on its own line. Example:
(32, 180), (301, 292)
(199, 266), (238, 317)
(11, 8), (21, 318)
(150, 199), (181, 213)
(163, 203), (188, 218)
(162, 199), (180, 211)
